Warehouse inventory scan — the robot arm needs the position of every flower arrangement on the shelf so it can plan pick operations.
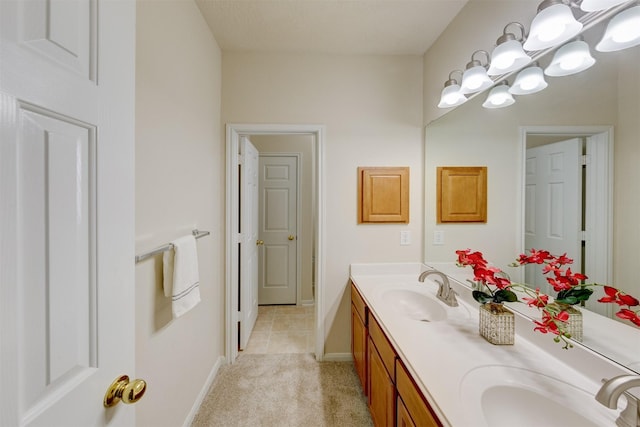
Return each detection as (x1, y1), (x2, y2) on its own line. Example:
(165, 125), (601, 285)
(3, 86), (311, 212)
(456, 248), (640, 348)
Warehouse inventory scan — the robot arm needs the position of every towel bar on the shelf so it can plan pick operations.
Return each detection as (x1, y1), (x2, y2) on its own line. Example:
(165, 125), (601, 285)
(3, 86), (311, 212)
(135, 229), (210, 263)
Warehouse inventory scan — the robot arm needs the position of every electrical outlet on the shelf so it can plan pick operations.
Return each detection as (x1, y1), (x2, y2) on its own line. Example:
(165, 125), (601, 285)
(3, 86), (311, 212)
(400, 230), (411, 246)
(433, 230), (445, 245)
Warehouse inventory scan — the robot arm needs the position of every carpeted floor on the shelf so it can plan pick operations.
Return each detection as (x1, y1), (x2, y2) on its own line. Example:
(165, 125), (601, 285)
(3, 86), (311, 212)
(191, 353), (373, 427)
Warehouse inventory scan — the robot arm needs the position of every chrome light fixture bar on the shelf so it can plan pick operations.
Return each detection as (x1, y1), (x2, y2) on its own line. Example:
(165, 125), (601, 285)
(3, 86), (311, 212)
(460, 50), (493, 94)
(545, 38), (596, 76)
(488, 23), (532, 76)
(482, 82), (516, 108)
(509, 63), (548, 95)
(596, 5), (640, 51)
(523, 0), (583, 51)
(581, 0), (629, 11)
(437, 70), (467, 108)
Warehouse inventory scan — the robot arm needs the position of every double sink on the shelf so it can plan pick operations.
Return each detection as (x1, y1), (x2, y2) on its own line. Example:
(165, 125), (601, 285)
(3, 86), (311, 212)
(353, 265), (624, 427)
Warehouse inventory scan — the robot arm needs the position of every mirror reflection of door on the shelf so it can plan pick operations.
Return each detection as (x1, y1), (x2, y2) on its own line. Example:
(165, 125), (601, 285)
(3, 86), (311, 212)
(258, 154), (299, 305)
(524, 131), (612, 316)
(525, 138), (582, 296)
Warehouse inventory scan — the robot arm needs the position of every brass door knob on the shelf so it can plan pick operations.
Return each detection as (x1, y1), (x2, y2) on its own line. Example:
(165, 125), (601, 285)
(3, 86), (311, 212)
(288, 235), (295, 241)
(104, 375), (147, 407)
(256, 239), (264, 246)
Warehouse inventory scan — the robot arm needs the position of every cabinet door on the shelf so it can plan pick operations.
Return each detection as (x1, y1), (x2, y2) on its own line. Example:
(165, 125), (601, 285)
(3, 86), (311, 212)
(351, 303), (367, 394)
(368, 338), (395, 427)
(396, 360), (441, 427)
(397, 396), (416, 427)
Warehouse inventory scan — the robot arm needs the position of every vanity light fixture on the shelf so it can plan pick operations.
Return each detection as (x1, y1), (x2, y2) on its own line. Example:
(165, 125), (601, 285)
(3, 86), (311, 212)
(596, 5), (640, 52)
(460, 50), (494, 94)
(482, 82), (516, 108)
(437, 70), (467, 108)
(523, 0), (583, 51)
(509, 63), (548, 95)
(580, 0), (629, 12)
(488, 23), (532, 76)
(545, 38), (596, 76)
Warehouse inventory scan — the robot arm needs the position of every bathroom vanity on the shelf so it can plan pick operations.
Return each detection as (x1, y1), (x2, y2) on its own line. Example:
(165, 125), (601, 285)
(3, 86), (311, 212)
(350, 263), (637, 427)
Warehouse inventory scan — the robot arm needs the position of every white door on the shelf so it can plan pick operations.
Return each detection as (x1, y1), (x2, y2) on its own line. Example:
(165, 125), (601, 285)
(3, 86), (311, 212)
(239, 137), (259, 349)
(525, 138), (582, 294)
(0, 1), (137, 426)
(258, 155), (298, 305)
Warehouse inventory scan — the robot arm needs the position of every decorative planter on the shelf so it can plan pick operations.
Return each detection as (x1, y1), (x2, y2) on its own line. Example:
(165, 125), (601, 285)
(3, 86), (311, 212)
(479, 302), (515, 345)
(550, 303), (583, 342)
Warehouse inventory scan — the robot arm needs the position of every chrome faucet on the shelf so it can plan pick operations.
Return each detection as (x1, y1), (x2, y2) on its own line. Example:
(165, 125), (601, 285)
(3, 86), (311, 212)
(418, 269), (458, 307)
(596, 375), (640, 427)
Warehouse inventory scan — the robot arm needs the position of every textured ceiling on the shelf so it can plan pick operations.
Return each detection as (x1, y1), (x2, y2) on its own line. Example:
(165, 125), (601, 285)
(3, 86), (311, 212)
(195, 0), (469, 55)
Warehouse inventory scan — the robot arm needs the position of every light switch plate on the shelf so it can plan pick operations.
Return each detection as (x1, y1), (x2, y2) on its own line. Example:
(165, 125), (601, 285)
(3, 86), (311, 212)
(400, 230), (411, 246)
(433, 230), (445, 245)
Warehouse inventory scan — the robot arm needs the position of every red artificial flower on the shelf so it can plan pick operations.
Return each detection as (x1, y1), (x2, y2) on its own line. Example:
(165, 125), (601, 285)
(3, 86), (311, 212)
(523, 289), (549, 308)
(519, 249), (552, 265)
(598, 286), (640, 307)
(533, 310), (569, 335)
(618, 293), (640, 307)
(597, 286), (619, 303)
(456, 249), (487, 268)
(615, 309), (640, 327)
(553, 253), (574, 266)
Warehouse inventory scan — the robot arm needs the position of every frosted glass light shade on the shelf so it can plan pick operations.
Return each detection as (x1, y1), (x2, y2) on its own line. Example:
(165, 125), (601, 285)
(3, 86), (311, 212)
(483, 84), (515, 109)
(523, 3), (583, 51)
(596, 6), (640, 52)
(580, 0), (628, 12)
(438, 84), (467, 108)
(510, 66), (548, 95)
(488, 39), (532, 75)
(460, 65), (493, 94)
(545, 40), (596, 76)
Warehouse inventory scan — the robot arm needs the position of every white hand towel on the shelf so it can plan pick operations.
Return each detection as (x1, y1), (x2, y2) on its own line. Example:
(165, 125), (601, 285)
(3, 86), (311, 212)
(163, 235), (201, 318)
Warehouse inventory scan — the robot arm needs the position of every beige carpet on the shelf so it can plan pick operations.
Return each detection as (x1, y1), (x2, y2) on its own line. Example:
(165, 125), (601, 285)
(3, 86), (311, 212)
(191, 353), (373, 427)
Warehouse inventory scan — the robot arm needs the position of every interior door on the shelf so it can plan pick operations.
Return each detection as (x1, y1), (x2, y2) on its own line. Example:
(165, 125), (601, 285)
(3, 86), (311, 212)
(239, 136), (259, 349)
(524, 138), (582, 294)
(0, 1), (136, 426)
(258, 155), (298, 305)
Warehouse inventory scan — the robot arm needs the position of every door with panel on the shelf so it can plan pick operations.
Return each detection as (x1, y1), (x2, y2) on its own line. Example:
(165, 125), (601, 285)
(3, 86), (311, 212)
(524, 138), (582, 294)
(239, 136), (259, 349)
(258, 155), (298, 305)
(0, 0), (137, 425)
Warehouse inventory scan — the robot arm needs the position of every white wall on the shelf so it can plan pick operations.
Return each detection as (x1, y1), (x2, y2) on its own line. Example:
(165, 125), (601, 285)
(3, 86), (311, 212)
(223, 53), (424, 354)
(135, 1), (224, 426)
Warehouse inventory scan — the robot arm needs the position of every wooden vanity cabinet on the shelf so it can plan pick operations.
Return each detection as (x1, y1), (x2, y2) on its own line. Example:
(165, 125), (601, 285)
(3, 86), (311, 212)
(351, 284), (368, 394)
(351, 282), (443, 427)
(396, 360), (441, 427)
(368, 314), (397, 427)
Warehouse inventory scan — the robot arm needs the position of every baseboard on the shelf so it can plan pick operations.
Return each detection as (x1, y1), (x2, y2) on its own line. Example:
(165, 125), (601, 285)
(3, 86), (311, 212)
(301, 299), (315, 306)
(182, 355), (226, 427)
(322, 352), (353, 362)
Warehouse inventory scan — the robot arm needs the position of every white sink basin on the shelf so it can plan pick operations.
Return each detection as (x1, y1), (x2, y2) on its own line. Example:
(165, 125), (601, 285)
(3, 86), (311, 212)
(382, 289), (448, 322)
(459, 366), (619, 427)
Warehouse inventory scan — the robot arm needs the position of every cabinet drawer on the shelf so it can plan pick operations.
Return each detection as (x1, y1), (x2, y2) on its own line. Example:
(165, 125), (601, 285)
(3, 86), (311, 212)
(368, 313), (396, 379)
(351, 282), (367, 325)
(396, 360), (441, 427)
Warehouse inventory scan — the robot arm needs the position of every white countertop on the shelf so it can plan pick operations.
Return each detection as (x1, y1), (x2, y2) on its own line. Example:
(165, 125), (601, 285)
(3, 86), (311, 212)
(350, 262), (628, 427)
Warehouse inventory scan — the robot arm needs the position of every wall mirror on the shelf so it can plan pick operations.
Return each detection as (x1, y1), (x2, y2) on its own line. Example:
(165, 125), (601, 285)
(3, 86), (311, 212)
(424, 5), (639, 373)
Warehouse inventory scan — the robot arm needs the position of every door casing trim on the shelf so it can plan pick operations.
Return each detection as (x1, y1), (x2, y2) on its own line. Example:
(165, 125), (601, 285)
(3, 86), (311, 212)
(225, 124), (326, 363)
